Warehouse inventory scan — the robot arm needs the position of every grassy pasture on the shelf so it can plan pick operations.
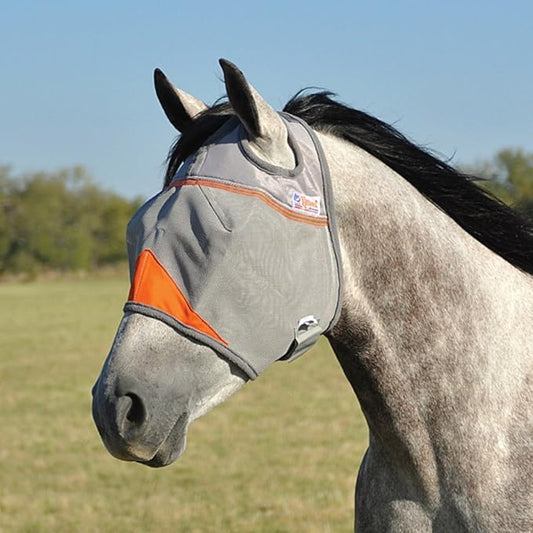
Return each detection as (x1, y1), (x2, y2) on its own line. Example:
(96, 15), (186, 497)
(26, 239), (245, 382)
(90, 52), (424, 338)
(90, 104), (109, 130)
(0, 278), (368, 532)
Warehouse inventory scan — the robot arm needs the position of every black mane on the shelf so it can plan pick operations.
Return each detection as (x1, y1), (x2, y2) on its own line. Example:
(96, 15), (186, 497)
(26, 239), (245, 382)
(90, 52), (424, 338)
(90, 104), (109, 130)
(165, 92), (533, 275)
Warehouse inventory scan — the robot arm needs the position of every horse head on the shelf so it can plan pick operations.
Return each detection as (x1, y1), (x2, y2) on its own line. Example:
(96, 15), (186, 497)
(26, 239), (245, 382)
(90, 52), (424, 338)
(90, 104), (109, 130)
(91, 60), (342, 467)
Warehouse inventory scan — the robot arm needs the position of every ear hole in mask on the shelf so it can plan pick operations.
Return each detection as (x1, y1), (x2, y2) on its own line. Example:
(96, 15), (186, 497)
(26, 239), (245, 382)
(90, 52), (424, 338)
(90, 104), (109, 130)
(237, 123), (304, 178)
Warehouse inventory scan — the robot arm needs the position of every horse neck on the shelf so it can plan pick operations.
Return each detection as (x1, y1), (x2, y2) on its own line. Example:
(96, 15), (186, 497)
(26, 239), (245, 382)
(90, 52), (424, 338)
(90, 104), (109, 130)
(319, 132), (531, 505)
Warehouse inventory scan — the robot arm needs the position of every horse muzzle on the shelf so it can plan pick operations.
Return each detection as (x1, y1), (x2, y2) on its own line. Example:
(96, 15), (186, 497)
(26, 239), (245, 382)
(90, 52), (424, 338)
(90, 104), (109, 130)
(91, 371), (189, 467)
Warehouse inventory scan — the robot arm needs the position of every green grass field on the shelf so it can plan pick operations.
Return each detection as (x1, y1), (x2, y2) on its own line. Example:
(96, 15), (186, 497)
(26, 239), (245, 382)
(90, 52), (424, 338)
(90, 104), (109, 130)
(0, 278), (368, 532)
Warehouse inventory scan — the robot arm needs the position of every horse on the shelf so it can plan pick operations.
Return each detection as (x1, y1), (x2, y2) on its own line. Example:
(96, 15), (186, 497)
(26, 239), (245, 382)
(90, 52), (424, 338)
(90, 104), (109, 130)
(92, 59), (533, 531)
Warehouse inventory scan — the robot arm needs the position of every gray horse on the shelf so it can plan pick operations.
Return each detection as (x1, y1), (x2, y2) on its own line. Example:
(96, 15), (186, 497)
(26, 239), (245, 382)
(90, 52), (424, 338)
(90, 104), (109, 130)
(92, 60), (532, 531)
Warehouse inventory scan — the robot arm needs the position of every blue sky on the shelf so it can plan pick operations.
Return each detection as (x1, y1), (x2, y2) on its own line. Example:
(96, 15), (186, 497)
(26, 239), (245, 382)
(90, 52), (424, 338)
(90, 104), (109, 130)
(2, 1), (532, 199)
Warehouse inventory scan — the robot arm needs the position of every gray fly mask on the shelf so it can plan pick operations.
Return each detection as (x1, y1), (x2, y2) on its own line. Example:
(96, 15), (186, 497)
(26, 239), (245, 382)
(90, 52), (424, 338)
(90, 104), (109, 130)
(125, 113), (342, 379)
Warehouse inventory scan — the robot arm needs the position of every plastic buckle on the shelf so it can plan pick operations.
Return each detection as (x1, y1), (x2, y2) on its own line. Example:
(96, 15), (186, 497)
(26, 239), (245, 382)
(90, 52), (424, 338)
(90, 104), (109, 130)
(280, 315), (322, 363)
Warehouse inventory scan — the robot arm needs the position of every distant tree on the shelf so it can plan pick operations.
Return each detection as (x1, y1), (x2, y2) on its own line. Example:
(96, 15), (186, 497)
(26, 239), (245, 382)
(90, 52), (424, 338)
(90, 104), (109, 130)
(0, 166), (15, 267)
(465, 148), (533, 220)
(0, 166), (142, 275)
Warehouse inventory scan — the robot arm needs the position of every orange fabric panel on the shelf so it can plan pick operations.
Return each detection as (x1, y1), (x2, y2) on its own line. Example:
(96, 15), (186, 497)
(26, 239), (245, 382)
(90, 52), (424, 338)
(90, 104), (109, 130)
(128, 249), (228, 346)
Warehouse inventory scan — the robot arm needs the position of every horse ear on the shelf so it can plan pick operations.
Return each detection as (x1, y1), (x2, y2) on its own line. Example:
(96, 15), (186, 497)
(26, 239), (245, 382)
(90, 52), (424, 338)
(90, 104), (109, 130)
(154, 68), (208, 132)
(219, 59), (295, 168)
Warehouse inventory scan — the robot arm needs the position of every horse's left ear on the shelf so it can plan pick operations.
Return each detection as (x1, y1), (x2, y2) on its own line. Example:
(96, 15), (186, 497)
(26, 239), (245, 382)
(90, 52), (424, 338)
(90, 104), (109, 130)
(219, 59), (295, 169)
(154, 68), (208, 132)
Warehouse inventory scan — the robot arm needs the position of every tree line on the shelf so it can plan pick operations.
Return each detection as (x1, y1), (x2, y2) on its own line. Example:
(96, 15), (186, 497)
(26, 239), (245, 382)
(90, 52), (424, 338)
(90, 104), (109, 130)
(0, 148), (531, 276)
(0, 166), (142, 275)
(466, 148), (533, 221)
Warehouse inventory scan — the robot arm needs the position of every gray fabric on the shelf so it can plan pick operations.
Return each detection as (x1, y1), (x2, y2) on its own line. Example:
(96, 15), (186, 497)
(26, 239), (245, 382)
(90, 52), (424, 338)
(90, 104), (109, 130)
(124, 114), (342, 379)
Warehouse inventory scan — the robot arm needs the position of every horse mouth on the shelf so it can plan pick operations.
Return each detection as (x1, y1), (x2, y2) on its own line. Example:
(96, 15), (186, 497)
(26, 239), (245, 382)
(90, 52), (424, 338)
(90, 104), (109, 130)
(140, 412), (190, 468)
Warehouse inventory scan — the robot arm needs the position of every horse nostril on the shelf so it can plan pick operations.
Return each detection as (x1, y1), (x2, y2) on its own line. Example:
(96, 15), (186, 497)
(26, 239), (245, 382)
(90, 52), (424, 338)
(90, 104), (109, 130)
(125, 393), (145, 425)
(116, 393), (147, 438)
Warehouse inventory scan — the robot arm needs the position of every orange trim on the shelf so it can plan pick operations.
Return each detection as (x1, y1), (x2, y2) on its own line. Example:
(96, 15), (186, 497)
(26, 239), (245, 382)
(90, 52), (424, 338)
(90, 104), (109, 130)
(128, 249), (228, 346)
(167, 178), (329, 227)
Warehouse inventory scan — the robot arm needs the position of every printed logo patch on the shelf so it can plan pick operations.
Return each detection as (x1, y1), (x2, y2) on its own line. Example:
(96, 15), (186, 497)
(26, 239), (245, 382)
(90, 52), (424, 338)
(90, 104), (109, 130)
(291, 191), (321, 216)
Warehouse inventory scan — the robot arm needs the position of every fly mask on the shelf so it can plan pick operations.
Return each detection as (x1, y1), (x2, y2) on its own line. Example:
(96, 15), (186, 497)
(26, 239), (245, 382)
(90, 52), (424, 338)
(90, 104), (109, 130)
(125, 113), (342, 379)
